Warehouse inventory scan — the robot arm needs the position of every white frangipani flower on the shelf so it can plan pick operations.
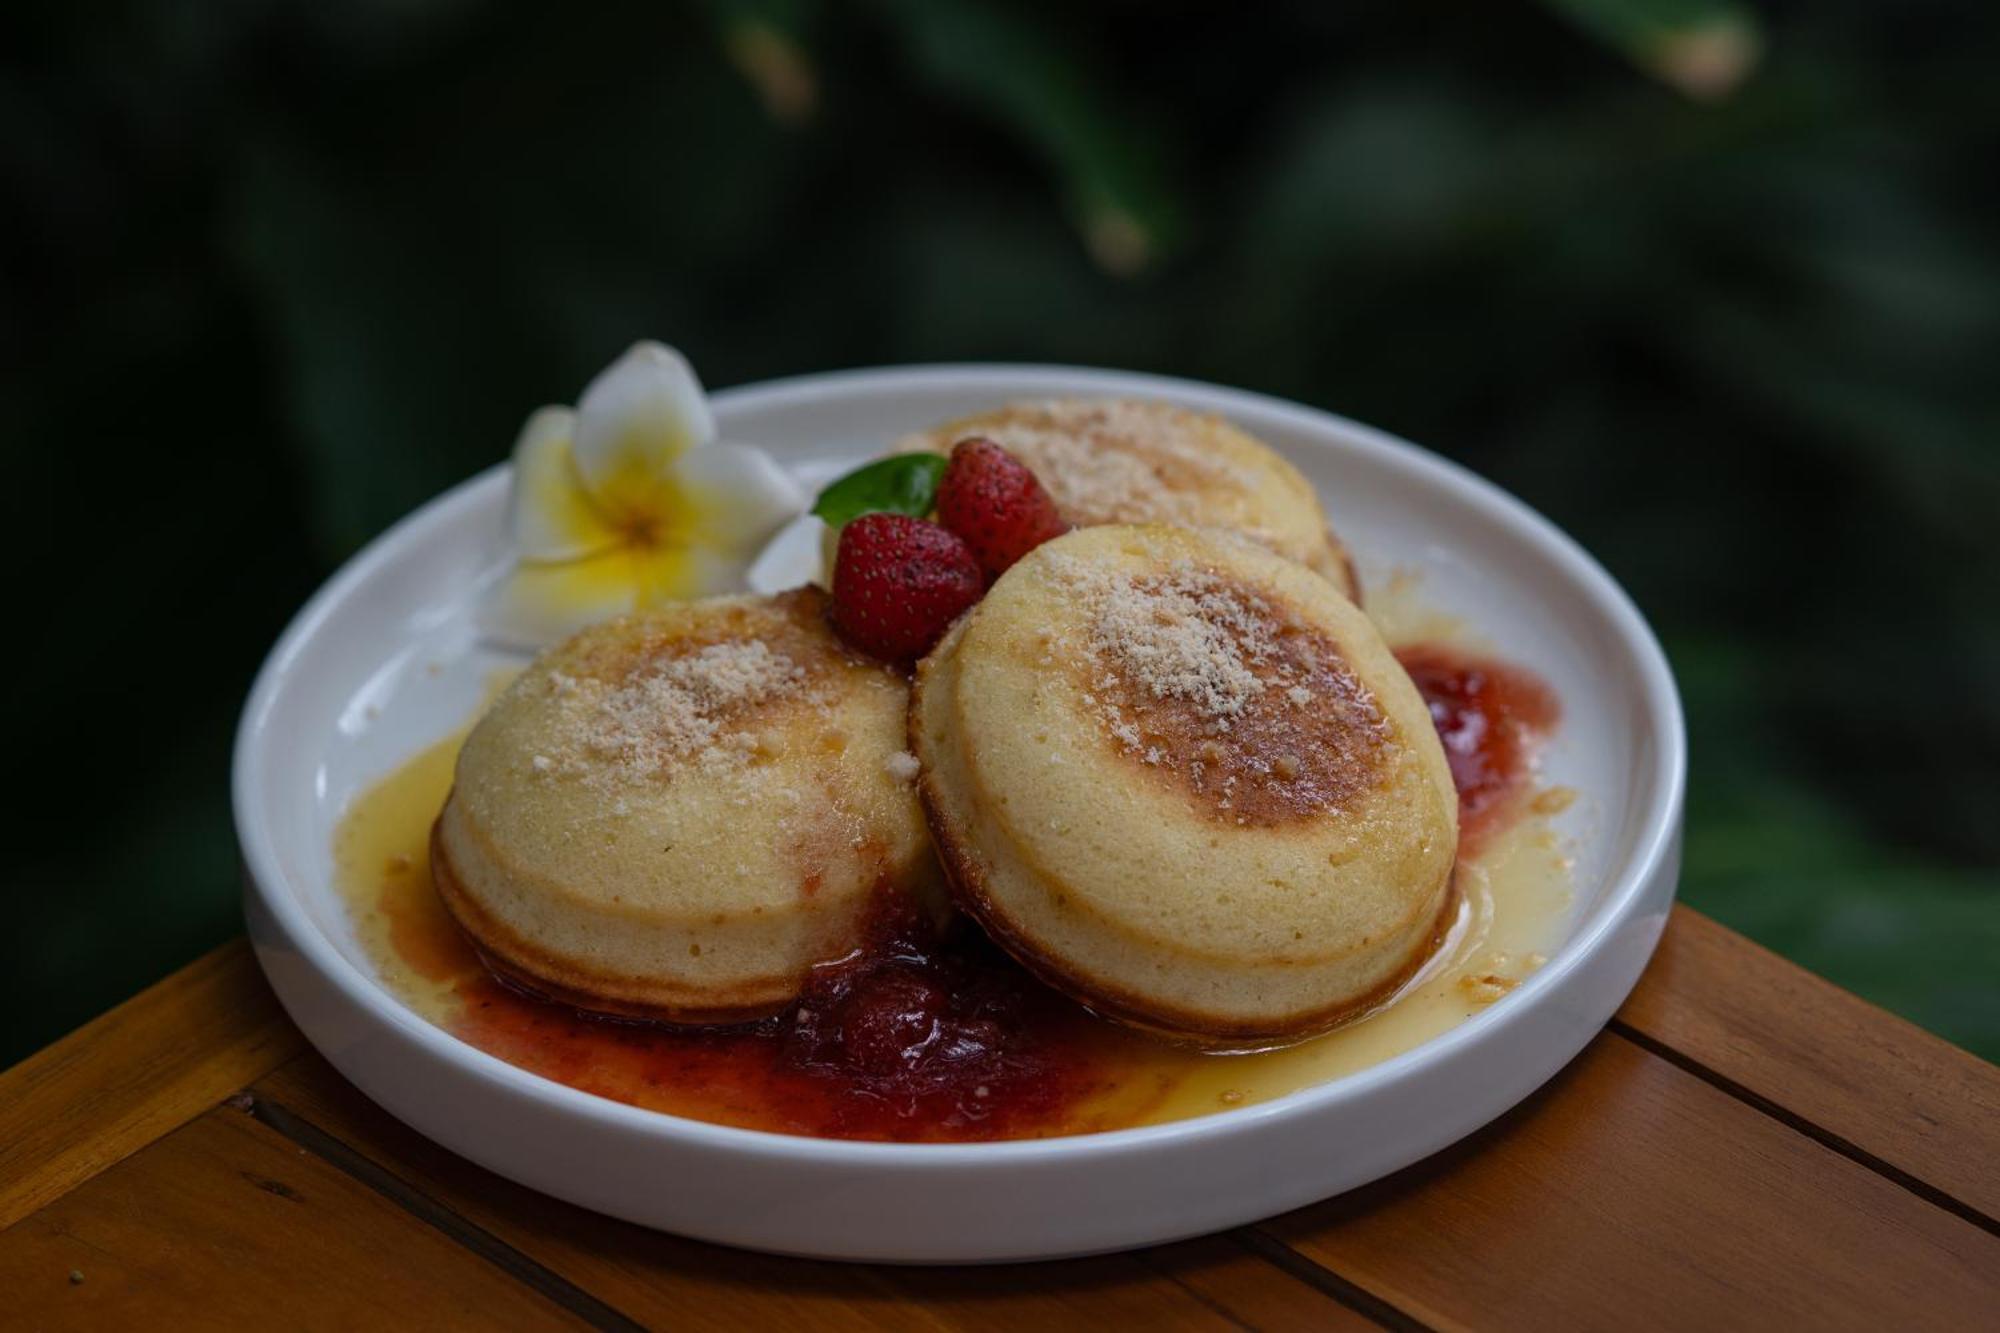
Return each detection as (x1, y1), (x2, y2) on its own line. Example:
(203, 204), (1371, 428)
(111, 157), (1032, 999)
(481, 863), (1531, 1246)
(485, 341), (804, 646)
(745, 512), (834, 595)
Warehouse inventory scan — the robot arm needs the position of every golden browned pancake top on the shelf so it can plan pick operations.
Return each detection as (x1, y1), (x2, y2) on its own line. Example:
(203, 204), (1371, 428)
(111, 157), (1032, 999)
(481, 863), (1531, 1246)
(1038, 550), (1391, 826)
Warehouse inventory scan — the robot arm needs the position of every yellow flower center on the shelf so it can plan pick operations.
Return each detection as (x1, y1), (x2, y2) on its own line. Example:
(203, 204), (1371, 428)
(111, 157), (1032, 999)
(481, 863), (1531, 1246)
(619, 508), (669, 549)
(596, 471), (695, 553)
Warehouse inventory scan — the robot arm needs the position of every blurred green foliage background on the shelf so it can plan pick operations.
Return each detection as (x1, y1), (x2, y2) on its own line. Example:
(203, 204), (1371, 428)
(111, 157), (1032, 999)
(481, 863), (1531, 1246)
(4, 0), (1996, 1066)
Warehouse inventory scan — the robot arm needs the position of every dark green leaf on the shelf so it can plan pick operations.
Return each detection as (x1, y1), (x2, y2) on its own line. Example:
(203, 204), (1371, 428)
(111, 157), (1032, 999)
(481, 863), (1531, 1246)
(812, 453), (948, 527)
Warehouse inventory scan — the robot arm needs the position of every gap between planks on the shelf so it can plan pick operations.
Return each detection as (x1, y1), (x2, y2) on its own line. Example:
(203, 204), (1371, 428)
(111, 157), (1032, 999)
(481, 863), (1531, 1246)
(6, 917), (1995, 1326)
(0, 938), (304, 1230)
(237, 1069), (1419, 1332)
(1615, 905), (2000, 1230)
(232, 1093), (645, 1332)
(240, 1021), (1998, 1333)
(1608, 1019), (2000, 1240)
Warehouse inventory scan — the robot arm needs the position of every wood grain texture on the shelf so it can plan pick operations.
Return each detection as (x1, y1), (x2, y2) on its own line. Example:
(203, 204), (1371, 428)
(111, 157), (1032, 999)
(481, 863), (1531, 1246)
(1262, 1033), (2000, 1331)
(1616, 905), (2000, 1223)
(1138, 1234), (1383, 1330)
(7, 915), (1999, 1330)
(251, 1054), (958, 1333)
(0, 1101), (582, 1331)
(250, 1051), (1371, 1332)
(0, 938), (302, 1229)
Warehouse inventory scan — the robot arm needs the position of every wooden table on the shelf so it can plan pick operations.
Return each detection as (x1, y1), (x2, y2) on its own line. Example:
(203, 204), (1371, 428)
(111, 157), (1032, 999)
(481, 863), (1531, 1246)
(4, 906), (1995, 1330)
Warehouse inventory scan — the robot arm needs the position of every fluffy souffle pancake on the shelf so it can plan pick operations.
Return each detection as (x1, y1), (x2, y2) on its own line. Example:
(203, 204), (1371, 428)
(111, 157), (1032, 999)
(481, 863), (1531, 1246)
(912, 525), (1456, 1047)
(434, 587), (943, 1024)
(897, 398), (1361, 602)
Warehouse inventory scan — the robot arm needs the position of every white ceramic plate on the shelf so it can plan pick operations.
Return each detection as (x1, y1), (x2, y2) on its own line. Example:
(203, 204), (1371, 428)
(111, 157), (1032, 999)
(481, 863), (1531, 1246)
(234, 365), (1685, 1263)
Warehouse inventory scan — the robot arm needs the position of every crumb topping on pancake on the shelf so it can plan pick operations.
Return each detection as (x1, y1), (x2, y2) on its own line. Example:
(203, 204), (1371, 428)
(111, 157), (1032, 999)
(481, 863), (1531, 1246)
(949, 401), (1253, 525)
(526, 591), (834, 787)
(895, 398), (1362, 599)
(1042, 553), (1390, 825)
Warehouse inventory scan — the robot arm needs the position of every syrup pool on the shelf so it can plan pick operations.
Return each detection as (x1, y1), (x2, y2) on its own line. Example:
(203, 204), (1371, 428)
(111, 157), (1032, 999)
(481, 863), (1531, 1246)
(333, 603), (1575, 1141)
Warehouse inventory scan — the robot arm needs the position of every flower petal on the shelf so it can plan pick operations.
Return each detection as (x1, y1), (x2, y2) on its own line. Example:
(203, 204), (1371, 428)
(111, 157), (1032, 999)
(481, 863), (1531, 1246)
(482, 549), (645, 649)
(674, 441), (806, 558)
(572, 341), (715, 518)
(632, 541), (747, 606)
(747, 513), (831, 594)
(506, 407), (620, 563)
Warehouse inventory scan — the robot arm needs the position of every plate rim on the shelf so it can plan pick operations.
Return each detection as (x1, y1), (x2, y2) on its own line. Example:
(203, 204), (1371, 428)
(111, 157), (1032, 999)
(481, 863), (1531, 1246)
(233, 361), (1687, 1166)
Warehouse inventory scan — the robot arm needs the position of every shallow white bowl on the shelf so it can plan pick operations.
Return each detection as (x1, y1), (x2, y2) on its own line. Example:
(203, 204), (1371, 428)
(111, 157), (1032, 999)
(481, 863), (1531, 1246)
(234, 364), (1685, 1263)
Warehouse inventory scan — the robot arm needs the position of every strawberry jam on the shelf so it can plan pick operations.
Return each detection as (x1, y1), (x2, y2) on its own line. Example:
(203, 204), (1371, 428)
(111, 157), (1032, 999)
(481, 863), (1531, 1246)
(773, 896), (1123, 1135)
(454, 896), (1144, 1141)
(1394, 644), (1560, 854)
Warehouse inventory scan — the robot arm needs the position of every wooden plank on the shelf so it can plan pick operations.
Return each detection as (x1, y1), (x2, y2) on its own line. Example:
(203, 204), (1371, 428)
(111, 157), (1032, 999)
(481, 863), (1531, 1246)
(1262, 1033), (2000, 1331)
(248, 1054), (950, 1333)
(12, 910), (1995, 1328)
(251, 1051), (1372, 1331)
(0, 1100), (586, 1331)
(1139, 1234), (1382, 1330)
(0, 939), (302, 1229)
(858, 1244), (1366, 1332)
(1615, 905), (2000, 1224)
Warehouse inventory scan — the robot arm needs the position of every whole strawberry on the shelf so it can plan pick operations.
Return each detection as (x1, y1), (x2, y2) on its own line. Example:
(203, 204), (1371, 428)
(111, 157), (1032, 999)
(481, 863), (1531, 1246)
(935, 437), (1069, 580)
(830, 513), (984, 663)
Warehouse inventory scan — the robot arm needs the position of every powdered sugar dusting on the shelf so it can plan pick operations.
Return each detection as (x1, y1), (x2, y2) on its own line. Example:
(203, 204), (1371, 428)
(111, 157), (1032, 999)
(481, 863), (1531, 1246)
(1038, 548), (1390, 824)
(537, 639), (811, 784)
(905, 399), (1253, 527)
(1069, 558), (1271, 724)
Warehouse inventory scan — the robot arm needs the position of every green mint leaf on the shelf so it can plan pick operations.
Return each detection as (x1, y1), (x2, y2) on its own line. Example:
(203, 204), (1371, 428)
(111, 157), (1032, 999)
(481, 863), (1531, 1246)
(811, 453), (947, 528)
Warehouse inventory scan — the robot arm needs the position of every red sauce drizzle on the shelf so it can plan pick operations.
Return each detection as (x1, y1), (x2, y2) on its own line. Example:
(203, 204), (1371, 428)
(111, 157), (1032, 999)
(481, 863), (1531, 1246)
(448, 895), (1136, 1141)
(414, 643), (1558, 1141)
(1394, 644), (1560, 854)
